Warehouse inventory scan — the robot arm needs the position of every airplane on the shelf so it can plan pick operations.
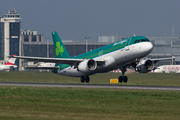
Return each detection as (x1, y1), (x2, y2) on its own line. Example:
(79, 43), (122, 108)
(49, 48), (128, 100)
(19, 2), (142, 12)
(9, 31), (174, 83)
(0, 55), (17, 71)
(25, 62), (56, 69)
(150, 65), (180, 73)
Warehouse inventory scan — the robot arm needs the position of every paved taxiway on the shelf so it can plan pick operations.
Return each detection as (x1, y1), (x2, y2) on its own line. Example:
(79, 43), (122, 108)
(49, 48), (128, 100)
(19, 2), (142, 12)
(0, 82), (180, 91)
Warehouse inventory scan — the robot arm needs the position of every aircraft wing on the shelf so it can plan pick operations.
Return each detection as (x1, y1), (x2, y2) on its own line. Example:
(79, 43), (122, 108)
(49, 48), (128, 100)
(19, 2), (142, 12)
(9, 55), (105, 66)
(150, 57), (175, 64)
(25, 66), (59, 70)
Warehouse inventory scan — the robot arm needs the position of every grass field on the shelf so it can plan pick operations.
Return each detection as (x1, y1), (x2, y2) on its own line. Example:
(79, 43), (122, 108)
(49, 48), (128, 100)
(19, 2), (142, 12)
(0, 71), (180, 86)
(0, 86), (180, 120)
(0, 71), (180, 120)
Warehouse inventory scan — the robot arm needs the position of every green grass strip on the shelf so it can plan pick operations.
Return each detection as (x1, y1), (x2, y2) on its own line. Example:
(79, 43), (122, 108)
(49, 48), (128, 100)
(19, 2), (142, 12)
(0, 86), (180, 120)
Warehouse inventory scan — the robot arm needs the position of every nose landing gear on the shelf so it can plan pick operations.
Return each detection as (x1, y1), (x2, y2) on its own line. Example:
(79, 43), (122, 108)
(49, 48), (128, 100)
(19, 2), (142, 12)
(118, 66), (128, 83)
(118, 76), (128, 83)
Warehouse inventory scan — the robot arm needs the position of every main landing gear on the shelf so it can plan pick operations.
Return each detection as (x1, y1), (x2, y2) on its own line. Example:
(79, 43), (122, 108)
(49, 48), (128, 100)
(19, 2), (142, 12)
(118, 66), (128, 83)
(80, 76), (90, 83)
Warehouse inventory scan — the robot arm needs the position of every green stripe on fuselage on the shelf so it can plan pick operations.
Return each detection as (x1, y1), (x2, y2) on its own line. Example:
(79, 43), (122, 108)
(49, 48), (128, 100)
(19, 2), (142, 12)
(74, 42), (126, 59)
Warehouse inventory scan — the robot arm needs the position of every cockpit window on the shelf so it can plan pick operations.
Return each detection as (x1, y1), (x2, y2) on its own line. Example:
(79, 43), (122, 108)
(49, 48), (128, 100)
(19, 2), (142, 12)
(134, 39), (150, 43)
(141, 39), (146, 42)
(146, 39), (150, 42)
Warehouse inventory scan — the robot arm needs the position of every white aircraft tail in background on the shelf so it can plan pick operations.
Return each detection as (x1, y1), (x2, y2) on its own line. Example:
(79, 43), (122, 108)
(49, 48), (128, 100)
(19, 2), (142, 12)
(0, 55), (17, 71)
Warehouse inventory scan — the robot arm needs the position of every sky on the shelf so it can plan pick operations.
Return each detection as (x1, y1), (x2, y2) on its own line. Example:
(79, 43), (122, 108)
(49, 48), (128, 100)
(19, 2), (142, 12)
(1, 0), (180, 42)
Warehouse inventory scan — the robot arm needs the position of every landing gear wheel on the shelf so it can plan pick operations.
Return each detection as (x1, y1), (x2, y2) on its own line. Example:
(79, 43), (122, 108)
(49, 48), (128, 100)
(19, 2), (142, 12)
(80, 77), (85, 83)
(119, 66), (128, 83)
(118, 76), (128, 83)
(123, 76), (128, 83)
(85, 76), (90, 83)
(80, 76), (90, 83)
(118, 76), (123, 83)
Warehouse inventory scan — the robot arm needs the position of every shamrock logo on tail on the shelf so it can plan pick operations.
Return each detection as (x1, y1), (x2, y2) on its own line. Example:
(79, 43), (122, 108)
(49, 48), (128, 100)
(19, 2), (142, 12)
(56, 41), (64, 56)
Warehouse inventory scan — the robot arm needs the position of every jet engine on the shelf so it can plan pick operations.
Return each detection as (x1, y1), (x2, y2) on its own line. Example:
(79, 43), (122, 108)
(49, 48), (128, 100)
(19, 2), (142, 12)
(135, 60), (154, 73)
(78, 59), (97, 73)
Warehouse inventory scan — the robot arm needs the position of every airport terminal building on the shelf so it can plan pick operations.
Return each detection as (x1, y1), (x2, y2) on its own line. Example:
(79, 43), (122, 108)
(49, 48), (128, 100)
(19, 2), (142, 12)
(0, 9), (43, 70)
(0, 9), (21, 62)
(0, 8), (22, 71)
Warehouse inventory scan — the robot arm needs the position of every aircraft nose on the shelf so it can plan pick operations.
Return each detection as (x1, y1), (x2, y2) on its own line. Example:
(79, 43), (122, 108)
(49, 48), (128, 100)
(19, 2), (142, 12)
(145, 42), (153, 53)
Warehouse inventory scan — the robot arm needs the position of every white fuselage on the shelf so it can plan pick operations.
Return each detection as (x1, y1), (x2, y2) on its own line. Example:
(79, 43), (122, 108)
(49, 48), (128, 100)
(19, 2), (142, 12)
(152, 65), (180, 73)
(58, 42), (153, 77)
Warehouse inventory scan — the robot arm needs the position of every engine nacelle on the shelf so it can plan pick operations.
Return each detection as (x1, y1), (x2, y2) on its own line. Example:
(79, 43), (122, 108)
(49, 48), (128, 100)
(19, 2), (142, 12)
(78, 59), (97, 73)
(136, 60), (154, 73)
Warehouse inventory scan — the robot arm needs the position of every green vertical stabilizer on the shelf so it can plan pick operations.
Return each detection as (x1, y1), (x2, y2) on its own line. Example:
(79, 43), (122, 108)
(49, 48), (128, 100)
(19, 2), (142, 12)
(52, 32), (71, 58)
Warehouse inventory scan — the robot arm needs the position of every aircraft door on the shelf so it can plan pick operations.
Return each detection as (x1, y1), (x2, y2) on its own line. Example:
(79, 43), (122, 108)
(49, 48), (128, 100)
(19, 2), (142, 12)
(125, 38), (131, 51)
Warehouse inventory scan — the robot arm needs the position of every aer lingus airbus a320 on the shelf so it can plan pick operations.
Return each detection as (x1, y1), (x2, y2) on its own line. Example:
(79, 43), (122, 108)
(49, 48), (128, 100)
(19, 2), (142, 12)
(10, 32), (174, 83)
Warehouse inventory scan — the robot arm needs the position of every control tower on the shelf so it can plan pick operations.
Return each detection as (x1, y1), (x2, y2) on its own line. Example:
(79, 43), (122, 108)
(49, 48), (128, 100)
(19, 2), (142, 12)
(0, 8), (21, 65)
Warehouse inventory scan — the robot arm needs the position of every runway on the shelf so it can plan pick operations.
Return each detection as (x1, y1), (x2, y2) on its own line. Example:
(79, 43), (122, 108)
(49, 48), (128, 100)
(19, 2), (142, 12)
(0, 82), (180, 91)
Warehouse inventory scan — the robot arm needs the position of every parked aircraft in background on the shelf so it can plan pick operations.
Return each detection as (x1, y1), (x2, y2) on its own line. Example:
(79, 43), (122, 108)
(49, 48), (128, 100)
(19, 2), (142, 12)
(9, 32), (174, 83)
(150, 65), (180, 73)
(25, 62), (57, 70)
(111, 68), (135, 74)
(0, 55), (17, 71)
